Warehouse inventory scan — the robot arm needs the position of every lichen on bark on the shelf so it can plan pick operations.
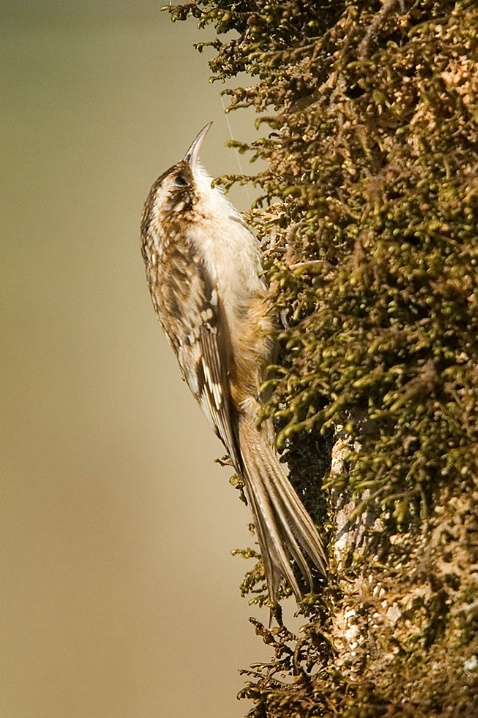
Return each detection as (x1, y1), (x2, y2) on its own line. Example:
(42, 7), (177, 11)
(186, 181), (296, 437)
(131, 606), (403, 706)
(165, 1), (478, 715)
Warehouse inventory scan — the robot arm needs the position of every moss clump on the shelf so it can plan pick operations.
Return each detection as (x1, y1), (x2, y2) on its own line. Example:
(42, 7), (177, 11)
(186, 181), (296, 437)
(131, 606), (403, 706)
(165, 1), (478, 715)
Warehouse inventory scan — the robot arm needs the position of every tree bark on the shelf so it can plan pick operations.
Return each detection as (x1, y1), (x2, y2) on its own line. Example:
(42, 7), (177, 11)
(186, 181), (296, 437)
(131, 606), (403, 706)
(167, 1), (478, 715)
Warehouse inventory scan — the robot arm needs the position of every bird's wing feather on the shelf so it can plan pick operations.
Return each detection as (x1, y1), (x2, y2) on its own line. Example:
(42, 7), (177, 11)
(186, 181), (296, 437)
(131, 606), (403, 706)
(158, 241), (242, 471)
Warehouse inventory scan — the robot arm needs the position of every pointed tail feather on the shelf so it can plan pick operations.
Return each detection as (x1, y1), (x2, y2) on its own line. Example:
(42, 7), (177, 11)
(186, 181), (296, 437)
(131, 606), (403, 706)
(237, 416), (327, 602)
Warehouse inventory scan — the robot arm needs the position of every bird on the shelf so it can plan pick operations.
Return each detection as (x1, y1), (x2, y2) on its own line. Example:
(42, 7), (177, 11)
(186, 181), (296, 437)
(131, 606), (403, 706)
(140, 123), (327, 603)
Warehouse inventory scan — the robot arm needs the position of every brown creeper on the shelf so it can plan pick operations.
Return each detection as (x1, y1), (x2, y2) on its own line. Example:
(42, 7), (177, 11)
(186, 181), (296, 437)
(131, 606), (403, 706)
(140, 124), (327, 602)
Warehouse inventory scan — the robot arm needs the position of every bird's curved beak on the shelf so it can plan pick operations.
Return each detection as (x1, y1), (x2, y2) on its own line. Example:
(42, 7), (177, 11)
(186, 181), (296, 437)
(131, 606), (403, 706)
(183, 122), (212, 170)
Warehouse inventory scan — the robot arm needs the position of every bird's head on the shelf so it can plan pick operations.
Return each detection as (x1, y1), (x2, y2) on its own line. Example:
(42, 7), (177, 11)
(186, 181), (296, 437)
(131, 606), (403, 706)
(142, 123), (212, 229)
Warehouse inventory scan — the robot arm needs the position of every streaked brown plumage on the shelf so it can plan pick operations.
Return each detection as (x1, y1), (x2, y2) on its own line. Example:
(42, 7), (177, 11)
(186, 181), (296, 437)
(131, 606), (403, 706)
(140, 124), (326, 602)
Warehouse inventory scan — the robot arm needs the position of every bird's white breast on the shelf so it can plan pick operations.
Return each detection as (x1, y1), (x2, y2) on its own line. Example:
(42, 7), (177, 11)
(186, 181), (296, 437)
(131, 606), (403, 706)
(189, 165), (265, 318)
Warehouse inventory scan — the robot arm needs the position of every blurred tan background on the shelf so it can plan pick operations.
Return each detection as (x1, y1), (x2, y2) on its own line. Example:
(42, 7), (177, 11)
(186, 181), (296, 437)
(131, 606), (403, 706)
(0, 2), (270, 717)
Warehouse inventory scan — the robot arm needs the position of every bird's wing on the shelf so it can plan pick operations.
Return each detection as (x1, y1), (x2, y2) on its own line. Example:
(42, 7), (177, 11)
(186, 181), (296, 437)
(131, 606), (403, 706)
(158, 241), (242, 471)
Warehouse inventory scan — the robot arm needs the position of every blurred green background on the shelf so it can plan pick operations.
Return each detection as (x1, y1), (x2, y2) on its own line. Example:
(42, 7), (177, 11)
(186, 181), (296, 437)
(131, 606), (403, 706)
(0, 2), (268, 717)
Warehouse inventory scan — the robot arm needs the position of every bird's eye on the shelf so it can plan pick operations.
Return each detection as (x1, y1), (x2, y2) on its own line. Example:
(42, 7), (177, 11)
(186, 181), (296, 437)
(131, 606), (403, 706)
(174, 173), (189, 187)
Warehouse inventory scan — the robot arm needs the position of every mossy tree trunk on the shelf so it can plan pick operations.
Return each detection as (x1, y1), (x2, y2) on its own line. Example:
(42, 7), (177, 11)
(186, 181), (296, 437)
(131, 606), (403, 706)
(167, 1), (478, 716)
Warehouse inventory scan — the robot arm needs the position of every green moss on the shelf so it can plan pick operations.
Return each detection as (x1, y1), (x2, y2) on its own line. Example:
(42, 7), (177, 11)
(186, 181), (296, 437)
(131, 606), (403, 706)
(165, 1), (478, 715)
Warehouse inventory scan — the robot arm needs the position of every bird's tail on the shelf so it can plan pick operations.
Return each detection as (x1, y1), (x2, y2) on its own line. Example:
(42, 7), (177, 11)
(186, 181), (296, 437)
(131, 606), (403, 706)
(237, 415), (327, 602)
